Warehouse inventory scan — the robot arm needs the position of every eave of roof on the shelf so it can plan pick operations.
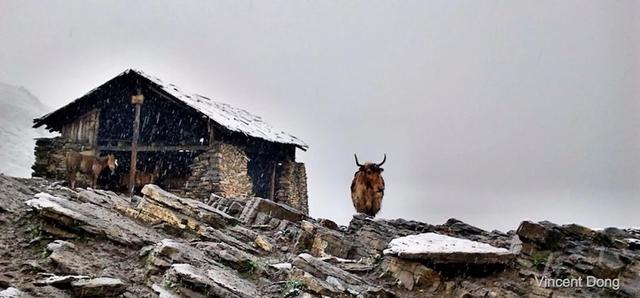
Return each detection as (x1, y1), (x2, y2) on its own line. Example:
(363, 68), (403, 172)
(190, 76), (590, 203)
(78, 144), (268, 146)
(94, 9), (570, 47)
(33, 69), (308, 150)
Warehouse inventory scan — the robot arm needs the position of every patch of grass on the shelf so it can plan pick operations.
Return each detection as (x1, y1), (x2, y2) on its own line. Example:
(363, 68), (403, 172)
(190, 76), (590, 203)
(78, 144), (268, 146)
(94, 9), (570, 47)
(163, 278), (183, 290)
(27, 224), (41, 239)
(40, 247), (51, 259)
(379, 269), (393, 279)
(239, 259), (258, 275)
(531, 251), (551, 267)
(283, 279), (305, 297)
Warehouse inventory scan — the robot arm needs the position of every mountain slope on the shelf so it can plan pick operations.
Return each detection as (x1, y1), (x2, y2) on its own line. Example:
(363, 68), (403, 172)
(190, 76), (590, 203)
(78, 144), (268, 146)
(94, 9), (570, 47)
(0, 177), (638, 297)
(0, 82), (51, 177)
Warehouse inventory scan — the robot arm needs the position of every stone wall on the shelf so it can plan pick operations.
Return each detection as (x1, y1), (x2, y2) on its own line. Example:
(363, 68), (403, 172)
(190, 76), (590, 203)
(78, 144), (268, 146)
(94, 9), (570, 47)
(158, 139), (309, 215)
(35, 137), (309, 215)
(275, 161), (309, 215)
(32, 137), (95, 185)
(183, 141), (253, 201)
(216, 142), (253, 199)
(182, 148), (218, 200)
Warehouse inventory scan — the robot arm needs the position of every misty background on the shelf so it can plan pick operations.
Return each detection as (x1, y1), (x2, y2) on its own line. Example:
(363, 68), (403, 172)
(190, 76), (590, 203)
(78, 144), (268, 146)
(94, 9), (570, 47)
(0, 1), (638, 231)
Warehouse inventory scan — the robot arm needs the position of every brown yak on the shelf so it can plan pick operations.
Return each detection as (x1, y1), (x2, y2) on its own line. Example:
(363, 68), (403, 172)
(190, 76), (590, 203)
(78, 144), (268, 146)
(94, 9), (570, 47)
(350, 154), (386, 217)
(66, 152), (118, 189)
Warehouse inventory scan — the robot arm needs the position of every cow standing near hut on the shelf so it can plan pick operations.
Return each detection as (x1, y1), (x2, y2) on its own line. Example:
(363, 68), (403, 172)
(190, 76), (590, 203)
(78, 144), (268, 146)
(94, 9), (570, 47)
(350, 154), (386, 217)
(32, 69), (309, 213)
(66, 152), (118, 189)
(121, 164), (162, 192)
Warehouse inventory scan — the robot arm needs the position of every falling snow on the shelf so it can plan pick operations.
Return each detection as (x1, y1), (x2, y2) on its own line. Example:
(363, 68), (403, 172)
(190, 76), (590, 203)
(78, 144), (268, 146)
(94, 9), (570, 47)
(128, 69), (308, 149)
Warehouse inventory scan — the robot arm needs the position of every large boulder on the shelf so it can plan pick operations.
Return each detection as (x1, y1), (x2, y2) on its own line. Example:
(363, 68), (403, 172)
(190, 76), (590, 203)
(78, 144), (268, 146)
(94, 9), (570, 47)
(195, 241), (259, 272)
(34, 274), (90, 287)
(26, 192), (163, 247)
(291, 253), (393, 296)
(383, 233), (514, 265)
(70, 278), (126, 297)
(0, 287), (29, 298)
(238, 197), (308, 225)
(516, 221), (566, 253)
(145, 239), (216, 274)
(163, 263), (257, 298)
(293, 221), (352, 258)
(139, 184), (239, 233)
(345, 215), (441, 260)
(383, 256), (441, 291)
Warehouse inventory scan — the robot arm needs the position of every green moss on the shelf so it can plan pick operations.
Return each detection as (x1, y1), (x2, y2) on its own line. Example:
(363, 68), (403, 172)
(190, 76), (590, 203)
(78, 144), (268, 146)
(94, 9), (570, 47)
(531, 251), (551, 267)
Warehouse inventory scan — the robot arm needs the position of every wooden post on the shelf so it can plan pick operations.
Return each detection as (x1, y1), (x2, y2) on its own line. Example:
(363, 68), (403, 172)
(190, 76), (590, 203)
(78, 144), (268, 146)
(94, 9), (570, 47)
(208, 120), (215, 147)
(269, 162), (277, 201)
(129, 89), (144, 195)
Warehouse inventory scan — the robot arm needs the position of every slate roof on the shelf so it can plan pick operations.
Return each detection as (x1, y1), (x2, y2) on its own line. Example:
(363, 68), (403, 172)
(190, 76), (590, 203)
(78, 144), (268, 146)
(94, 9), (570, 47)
(34, 69), (308, 149)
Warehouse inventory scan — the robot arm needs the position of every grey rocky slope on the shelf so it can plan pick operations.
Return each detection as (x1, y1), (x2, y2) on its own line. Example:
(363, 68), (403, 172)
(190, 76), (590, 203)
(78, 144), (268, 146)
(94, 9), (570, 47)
(0, 174), (638, 297)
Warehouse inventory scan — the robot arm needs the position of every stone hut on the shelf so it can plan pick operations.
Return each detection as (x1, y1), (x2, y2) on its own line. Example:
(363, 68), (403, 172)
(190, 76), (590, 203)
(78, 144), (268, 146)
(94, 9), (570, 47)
(32, 69), (309, 214)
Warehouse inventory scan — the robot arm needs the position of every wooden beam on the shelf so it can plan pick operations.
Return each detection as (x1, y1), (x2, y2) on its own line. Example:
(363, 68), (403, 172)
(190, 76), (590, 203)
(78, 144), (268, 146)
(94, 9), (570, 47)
(99, 145), (210, 152)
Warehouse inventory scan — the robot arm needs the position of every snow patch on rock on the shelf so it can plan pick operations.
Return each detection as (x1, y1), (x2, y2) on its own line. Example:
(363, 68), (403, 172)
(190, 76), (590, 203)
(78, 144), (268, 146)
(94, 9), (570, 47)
(626, 238), (640, 245)
(384, 232), (511, 256)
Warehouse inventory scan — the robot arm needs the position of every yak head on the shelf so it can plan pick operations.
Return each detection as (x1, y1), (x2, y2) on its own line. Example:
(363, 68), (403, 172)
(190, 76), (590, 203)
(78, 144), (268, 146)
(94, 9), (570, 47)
(354, 154), (386, 194)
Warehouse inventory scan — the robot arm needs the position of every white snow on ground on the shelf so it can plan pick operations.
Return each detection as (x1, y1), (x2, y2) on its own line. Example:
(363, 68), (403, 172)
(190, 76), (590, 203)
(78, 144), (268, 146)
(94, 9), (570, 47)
(626, 238), (640, 245)
(383, 232), (511, 255)
(0, 82), (52, 177)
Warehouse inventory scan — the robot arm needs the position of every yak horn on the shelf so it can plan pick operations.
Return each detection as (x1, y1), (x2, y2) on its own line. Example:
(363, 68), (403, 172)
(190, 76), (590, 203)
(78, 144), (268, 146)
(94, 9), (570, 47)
(377, 154), (386, 166)
(354, 154), (363, 167)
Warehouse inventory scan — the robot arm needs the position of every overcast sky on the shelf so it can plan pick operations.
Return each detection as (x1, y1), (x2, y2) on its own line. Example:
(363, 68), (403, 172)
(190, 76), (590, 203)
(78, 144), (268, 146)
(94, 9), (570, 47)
(1, 0), (638, 231)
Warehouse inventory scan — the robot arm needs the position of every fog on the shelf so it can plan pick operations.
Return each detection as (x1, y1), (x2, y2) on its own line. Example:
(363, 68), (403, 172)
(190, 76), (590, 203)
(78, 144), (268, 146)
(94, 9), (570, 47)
(1, 0), (638, 231)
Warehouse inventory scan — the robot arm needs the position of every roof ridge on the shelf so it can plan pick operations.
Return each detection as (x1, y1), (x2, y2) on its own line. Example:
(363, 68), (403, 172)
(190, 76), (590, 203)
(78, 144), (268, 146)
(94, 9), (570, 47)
(131, 69), (307, 149)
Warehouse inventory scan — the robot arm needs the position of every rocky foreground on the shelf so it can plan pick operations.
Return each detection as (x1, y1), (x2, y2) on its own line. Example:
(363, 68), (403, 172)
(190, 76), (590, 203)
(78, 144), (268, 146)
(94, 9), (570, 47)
(0, 175), (638, 297)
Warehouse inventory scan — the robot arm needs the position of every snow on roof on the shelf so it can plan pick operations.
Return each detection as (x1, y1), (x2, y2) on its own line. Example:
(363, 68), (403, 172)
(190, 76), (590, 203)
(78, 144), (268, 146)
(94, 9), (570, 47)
(383, 232), (512, 256)
(128, 69), (308, 149)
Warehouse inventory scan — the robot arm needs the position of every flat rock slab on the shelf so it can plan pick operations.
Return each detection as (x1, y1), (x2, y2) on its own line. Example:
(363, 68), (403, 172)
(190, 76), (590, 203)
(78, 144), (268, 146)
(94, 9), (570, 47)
(26, 192), (163, 247)
(141, 184), (239, 229)
(0, 287), (30, 298)
(166, 263), (257, 298)
(627, 238), (640, 250)
(46, 240), (75, 252)
(383, 233), (514, 264)
(34, 274), (90, 287)
(146, 239), (217, 272)
(239, 197), (308, 225)
(292, 253), (391, 296)
(70, 277), (126, 297)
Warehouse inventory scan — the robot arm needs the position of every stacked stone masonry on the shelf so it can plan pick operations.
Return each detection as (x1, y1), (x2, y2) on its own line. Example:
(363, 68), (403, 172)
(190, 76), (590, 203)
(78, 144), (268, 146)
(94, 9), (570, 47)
(32, 137), (95, 186)
(276, 161), (309, 215)
(33, 137), (309, 215)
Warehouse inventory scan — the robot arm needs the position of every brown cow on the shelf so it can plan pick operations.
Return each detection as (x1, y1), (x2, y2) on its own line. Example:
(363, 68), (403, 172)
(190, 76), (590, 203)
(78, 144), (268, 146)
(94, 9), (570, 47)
(121, 165), (162, 191)
(66, 152), (118, 189)
(350, 154), (386, 217)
